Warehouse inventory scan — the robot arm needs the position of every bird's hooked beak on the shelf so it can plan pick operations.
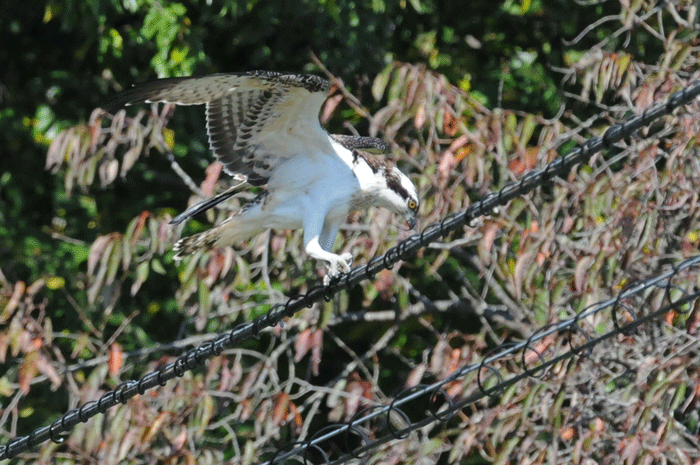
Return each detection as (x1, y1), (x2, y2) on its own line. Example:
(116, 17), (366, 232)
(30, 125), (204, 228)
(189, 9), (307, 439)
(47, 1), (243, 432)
(406, 214), (417, 230)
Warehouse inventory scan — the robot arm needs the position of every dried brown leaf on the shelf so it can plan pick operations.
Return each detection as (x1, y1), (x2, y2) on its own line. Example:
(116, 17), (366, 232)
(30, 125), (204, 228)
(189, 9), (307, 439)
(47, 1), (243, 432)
(171, 426), (187, 452)
(18, 350), (39, 394)
(321, 94), (343, 124)
(239, 398), (254, 421)
(574, 256), (594, 293)
(0, 332), (7, 363)
(374, 269), (395, 301)
(109, 342), (124, 375)
(294, 328), (312, 363)
(513, 251), (535, 301)
(201, 162), (223, 197)
(5, 280), (24, 313)
(310, 328), (323, 376)
(406, 363), (426, 387)
(120, 146), (141, 178)
(88, 115), (103, 153)
(437, 151), (455, 186)
(46, 131), (67, 171)
(142, 412), (168, 444)
(35, 352), (62, 390)
(99, 158), (119, 186)
(272, 392), (291, 425)
(414, 104), (426, 130)
(240, 366), (260, 399)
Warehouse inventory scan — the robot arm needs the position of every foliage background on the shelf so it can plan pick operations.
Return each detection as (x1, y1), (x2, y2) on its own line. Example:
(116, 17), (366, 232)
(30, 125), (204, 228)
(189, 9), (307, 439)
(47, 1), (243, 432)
(2, 0), (700, 463)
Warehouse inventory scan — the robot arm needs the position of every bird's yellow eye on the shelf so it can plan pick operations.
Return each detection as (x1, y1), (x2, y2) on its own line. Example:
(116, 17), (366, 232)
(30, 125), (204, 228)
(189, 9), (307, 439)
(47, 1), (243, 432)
(408, 200), (417, 211)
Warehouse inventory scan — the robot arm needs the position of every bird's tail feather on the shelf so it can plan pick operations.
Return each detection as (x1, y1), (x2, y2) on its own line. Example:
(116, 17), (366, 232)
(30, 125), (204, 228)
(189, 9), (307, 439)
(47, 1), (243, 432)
(173, 216), (263, 260)
(170, 186), (239, 225)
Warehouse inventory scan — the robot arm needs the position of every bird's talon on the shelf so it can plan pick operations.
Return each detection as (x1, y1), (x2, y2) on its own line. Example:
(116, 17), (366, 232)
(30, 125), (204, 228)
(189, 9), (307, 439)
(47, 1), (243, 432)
(324, 253), (354, 283)
(340, 253), (353, 272)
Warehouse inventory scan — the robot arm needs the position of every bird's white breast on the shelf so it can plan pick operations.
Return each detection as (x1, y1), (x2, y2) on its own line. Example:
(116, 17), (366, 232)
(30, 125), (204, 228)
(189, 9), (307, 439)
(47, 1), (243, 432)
(258, 135), (363, 228)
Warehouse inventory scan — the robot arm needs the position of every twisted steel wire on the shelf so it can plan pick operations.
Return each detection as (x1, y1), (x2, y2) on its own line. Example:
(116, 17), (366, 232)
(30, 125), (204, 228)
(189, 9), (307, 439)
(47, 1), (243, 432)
(264, 255), (700, 465)
(2, 80), (700, 460)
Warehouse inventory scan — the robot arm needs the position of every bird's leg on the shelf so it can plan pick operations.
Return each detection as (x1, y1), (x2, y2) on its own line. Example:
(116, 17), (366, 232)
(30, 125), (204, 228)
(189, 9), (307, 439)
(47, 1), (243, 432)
(304, 218), (352, 284)
(319, 220), (340, 252)
(304, 235), (353, 283)
(318, 219), (352, 284)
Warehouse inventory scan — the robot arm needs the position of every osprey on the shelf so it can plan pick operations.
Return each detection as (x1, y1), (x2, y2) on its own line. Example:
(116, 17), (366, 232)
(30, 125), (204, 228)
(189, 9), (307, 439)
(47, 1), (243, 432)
(108, 71), (419, 280)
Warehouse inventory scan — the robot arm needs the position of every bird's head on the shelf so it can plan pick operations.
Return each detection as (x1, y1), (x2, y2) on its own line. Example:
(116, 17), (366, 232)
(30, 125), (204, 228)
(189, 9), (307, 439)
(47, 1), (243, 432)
(382, 166), (419, 229)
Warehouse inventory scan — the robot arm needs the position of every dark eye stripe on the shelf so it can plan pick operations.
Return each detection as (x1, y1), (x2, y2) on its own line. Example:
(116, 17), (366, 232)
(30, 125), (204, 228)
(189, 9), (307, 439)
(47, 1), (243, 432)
(386, 170), (409, 200)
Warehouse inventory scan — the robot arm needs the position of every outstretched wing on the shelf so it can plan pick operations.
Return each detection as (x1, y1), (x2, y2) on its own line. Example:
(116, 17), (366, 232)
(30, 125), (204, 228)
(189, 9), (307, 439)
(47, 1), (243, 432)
(106, 71), (331, 185)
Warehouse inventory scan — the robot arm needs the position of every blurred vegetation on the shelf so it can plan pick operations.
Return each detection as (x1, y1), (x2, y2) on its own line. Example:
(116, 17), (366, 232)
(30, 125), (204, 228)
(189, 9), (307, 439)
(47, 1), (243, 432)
(2, 0), (700, 463)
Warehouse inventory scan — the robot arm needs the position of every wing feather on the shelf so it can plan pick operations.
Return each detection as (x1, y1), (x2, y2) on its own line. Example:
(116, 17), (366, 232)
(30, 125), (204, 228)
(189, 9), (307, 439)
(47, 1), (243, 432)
(106, 71), (331, 184)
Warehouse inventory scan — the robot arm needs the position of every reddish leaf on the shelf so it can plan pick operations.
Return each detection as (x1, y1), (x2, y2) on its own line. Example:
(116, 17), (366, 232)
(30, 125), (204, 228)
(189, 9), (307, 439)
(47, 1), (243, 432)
(207, 250), (227, 282)
(665, 310), (677, 326)
(130, 212), (150, 247)
(438, 151), (455, 186)
(321, 94), (343, 124)
(273, 392), (291, 425)
(406, 363), (427, 387)
(344, 373), (373, 420)
(239, 398), (253, 421)
(201, 162), (223, 197)
(344, 374), (364, 419)
(447, 348), (461, 375)
(560, 426), (575, 441)
(442, 106), (459, 137)
(310, 329), (323, 376)
(482, 223), (499, 254)
(374, 269), (395, 301)
(88, 110), (103, 153)
(171, 426), (187, 452)
(523, 337), (553, 367)
(109, 342), (124, 375)
(19, 350), (39, 394)
(414, 104), (426, 129)
(294, 328), (312, 363)
(291, 402), (303, 430)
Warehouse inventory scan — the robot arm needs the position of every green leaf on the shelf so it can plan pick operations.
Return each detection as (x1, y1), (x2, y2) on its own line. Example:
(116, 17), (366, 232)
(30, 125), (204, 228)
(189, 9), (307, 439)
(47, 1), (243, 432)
(198, 276), (211, 314)
(372, 64), (394, 102)
(131, 261), (150, 296)
(151, 258), (166, 275)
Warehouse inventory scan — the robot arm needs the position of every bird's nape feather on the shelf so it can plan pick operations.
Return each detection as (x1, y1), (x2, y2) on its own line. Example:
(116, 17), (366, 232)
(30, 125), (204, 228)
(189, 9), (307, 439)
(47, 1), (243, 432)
(330, 134), (391, 154)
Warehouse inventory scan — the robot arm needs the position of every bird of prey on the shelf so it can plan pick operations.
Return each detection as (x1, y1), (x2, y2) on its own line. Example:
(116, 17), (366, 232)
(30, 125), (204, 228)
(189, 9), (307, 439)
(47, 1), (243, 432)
(108, 70), (419, 280)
